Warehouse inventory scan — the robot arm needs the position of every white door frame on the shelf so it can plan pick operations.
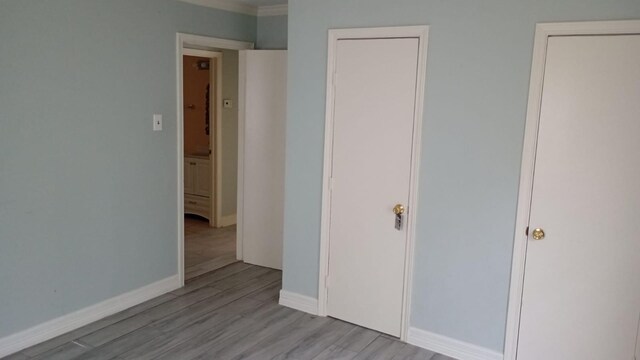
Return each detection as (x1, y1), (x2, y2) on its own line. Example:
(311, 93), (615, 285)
(176, 33), (254, 286)
(317, 25), (429, 341)
(503, 20), (640, 360)
(182, 48), (221, 229)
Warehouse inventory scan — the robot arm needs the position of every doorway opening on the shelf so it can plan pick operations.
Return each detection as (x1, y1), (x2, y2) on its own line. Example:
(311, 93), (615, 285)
(182, 50), (229, 280)
(177, 34), (254, 285)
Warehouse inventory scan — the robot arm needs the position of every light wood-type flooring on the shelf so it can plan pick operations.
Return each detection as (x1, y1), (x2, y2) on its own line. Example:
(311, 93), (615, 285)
(4, 263), (454, 360)
(185, 215), (237, 280)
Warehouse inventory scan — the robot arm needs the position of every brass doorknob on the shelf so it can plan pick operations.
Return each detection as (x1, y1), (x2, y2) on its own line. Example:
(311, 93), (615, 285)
(393, 204), (405, 215)
(531, 228), (545, 240)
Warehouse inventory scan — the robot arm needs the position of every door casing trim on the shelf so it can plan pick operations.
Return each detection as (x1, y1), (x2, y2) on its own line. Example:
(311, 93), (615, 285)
(504, 20), (640, 360)
(317, 25), (429, 341)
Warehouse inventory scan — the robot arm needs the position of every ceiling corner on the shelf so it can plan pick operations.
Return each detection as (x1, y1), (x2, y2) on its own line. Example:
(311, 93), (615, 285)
(257, 4), (288, 17)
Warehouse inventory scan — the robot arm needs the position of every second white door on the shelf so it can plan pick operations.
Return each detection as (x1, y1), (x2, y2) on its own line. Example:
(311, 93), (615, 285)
(517, 34), (640, 359)
(239, 50), (287, 270)
(327, 37), (420, 336)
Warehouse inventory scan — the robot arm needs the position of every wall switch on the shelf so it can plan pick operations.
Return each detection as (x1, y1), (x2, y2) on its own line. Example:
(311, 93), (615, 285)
(223, 99), (233, 108)
(153, 114), (163, 131)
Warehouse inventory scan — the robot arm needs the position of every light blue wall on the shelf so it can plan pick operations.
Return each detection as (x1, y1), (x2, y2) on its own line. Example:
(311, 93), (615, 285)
(257, 15), (288, 49)
(0, 0), (255, 338)
(282, 0), (640, 352)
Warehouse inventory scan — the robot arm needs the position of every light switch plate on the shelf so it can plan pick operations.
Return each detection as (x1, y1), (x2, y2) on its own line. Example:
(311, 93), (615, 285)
(153, 114), (163, 131)
(223, 99), (232, 108)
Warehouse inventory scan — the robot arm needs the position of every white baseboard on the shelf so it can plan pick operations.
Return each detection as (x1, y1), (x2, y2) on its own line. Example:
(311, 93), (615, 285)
(0, 275), (180, 358)
(278, 290), (319, 315)
(407, 327), (503, 360)
(219, 214), (237, 227)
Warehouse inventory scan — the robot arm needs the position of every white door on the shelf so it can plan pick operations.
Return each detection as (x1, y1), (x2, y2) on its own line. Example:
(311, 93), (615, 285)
(326, 38), (420, 336)
(517, 35), (640, 360)
(239, 50), (287, 270)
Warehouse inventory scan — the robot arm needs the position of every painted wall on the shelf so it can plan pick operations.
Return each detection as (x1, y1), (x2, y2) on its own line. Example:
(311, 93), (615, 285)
(282, 0), (640, 353)
(219, 49), (240, 217)
(257, 15), (288, 49)
(0, 0), (255, 339)
(183, 55), (211, 156)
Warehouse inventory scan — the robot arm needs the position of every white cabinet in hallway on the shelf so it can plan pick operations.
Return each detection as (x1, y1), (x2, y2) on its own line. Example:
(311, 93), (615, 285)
(184, 155), (211, 220)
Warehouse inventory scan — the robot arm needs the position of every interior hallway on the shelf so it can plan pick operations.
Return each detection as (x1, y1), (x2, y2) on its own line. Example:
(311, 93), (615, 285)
(185, 216), (237, 280)
(5, 263), (454, 360)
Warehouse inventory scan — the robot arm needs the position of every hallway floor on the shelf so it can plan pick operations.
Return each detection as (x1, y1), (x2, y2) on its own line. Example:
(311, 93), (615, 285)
(185, 216), (237, 280)
(6, 263), (454, 360)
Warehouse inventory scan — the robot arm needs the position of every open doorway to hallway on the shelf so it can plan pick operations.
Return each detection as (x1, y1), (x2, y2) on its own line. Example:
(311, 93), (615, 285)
(182, 48), (240, 280)
(177, 34), (287, 285)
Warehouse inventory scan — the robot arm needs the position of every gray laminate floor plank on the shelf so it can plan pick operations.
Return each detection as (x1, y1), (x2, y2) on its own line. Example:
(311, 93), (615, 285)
(146, 315), (257, 360)
(352, 336), (409, 360)
(83, 277), (280, 360)
(118, 315), (249, 360)
(149, 272), (280, 335)
(10, 264), (450, 360)
(231, 313), (335, 360)
(151, 296), (261, 334)
(270, 318), (357, 360)
(78, 286), (221, 347)
(390, 343), (437, 360)
(72, 326), (163, 360)
(21, 293), (176, 357)
(207, 265), (276, 291)
(185, 254), (238, 280)
(335, 326), (381, 352)
(160, 304), (299, 360)
(193, 308), (309, 360)
(0, 353), (30, 360)
(430, 354), (456, 360)
(246, 280), (282, 302)
(171, 261), (252, 296)
(184, 217), (236, 280)
(312, 345), (359, 360)
(30, 342), (90, 360)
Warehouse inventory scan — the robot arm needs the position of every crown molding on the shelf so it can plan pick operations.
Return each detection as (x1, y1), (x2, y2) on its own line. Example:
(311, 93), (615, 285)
(257, 4), (288, 16)
(180, 0), (257, 16)
(179, 0), (287, 16)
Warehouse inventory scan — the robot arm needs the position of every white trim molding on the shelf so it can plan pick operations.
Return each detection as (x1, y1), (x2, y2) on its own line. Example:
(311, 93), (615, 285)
(408, 328), (503, 360)
(317, 25), (429, 342)
(278, 290), (319, 315)
(503, 20), (640, 360)
(0, 275), (180, 358)
(180, 33), (254, 51)
(178, 0), (288, 16)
